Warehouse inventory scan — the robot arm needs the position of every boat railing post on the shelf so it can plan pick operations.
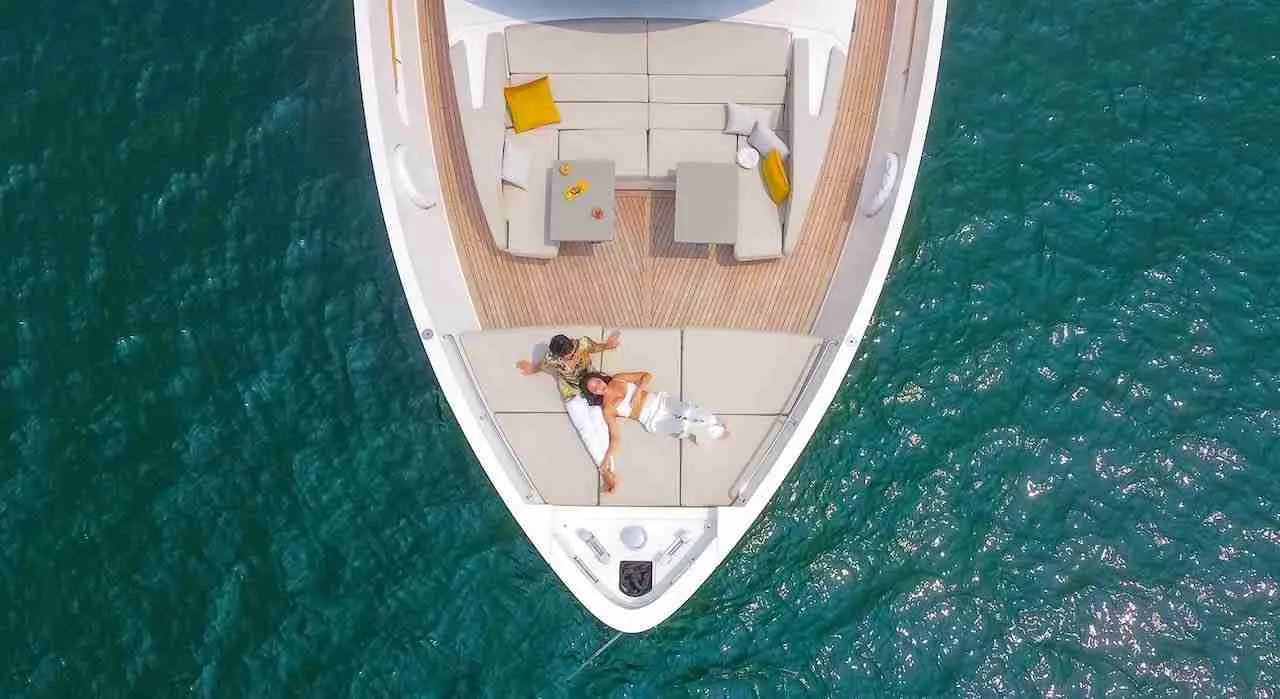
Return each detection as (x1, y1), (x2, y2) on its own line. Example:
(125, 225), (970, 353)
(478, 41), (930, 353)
(441, 333), (544, 504)
(730, 339), (839, 504)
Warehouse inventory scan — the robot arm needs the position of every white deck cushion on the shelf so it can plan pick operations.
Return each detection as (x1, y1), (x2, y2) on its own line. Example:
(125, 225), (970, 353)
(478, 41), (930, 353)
(648, 130), (736, 178)
(681, 415), (783, 506)
(555, 102), (650, 130)
(608, 421), (680, 506)
(459, 326), (604, 412)
(597, 329), (682, 397)
(648, 103), (783, 130)
(503, 129), (560, 258)
(734, 168), (783, 261)
(506, 20), (647, 74)
(558, 130), (648, 177)
(647, 20), (790, 76)
(682, 329), (821, 414)
(511, 74), (649, 102)
(649, 75), (787, 104)
(496, 414), (600, 505)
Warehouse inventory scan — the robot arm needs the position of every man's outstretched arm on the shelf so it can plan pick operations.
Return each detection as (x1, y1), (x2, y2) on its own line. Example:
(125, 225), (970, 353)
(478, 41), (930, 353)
(515, 359), (543, 375)
(585, 330), (622, 354)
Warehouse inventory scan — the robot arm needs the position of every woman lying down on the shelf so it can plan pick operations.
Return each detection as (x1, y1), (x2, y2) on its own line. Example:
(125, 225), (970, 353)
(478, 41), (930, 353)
(578, 371), (728, 493)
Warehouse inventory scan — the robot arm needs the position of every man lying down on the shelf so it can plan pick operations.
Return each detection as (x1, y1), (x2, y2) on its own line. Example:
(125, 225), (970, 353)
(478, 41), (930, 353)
(516, 331), (728, 495)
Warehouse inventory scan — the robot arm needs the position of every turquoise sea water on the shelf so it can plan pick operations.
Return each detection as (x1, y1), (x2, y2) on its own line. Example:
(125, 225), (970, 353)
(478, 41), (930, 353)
(3, 0), (1279, 695)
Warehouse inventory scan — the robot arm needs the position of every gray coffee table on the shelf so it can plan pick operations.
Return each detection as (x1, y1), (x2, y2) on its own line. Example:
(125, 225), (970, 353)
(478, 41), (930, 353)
(548, 160), (615, 242)
(675, 162), (739, 245)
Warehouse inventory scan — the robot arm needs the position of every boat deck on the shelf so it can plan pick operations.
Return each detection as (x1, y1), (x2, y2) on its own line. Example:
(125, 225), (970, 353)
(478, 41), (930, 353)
(416, 0), (896, 333)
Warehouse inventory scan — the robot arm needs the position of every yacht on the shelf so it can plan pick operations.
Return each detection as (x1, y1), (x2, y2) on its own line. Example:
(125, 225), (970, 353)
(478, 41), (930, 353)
(354, 0), (946, 632)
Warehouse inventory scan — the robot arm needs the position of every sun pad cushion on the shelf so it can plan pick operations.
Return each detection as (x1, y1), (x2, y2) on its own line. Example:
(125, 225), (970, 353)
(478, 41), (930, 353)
(608, 421), (680, 506)
(680, 415), (783, 505)
(682, 329), (820, 413)
(460, 326), (604, 411)
(598, 328), (683, 397)
(496, 413), (600, 505)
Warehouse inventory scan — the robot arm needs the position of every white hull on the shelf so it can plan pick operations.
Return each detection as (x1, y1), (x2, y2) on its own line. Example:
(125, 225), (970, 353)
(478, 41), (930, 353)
(354, 0), (947, 632)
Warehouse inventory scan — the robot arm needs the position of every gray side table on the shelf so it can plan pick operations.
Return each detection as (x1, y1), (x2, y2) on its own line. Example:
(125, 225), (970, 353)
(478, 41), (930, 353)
(548, 160), (616, 242)
(675, 162), (739, 245)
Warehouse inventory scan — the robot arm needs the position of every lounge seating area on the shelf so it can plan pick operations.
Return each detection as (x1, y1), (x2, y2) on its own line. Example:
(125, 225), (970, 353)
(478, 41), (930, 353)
(448, 20), (846, 261)
(456, 327), (824, 506)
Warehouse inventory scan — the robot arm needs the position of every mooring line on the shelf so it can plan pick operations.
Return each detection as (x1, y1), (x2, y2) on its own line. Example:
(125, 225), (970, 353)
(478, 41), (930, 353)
(565, 631), (625, 681)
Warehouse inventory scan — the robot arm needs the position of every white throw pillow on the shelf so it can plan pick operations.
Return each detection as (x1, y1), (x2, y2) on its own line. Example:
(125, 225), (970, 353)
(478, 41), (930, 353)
(724, 101), (765, 136)
(735, 145), (760, 170)
(501, 140), (532, 189)
(747, 121), (790, 160)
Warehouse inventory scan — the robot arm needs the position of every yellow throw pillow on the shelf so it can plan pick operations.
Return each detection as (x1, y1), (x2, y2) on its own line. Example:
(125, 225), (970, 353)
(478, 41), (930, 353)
(761, 149), (791, 204)
(504, 76), (560, 133)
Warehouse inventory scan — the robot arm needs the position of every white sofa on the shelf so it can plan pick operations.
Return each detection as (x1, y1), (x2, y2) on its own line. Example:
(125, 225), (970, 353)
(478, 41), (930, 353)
(449, 21), (846, 261)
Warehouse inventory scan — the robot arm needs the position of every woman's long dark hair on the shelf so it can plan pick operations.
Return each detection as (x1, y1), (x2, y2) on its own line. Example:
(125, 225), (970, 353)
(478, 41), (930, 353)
(578, 371), (613, 407)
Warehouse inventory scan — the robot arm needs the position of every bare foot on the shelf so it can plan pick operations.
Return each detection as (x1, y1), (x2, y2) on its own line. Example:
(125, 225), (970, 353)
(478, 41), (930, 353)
(600, 467), (618, 493)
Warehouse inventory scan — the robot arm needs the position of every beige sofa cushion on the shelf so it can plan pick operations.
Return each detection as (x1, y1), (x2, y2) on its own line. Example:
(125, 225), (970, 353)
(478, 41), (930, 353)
(649, 103), (783, 131)
(734, 167), (783, 261)
(556, 102), (650, 130)
(647, 21), (790, 76)
(496, 414), (600, 505)
(607, 421), (680, 506)
(597, 328), (682, 396)
(682, 329), (821, 414)
(649, 75), (787, 104)
(502, 129), (560, 258)
(558, 130), (648, 177)
(681, 415), (783, 506)
(511, 74), (649, 102)
(459, 325), (604, 412)
(648, 130), (736, 178)
(506, 20), (647, 74)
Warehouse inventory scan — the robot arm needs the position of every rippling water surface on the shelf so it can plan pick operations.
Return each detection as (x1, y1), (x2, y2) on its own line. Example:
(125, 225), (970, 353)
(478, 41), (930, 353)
(3, 0), (1279, 695)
